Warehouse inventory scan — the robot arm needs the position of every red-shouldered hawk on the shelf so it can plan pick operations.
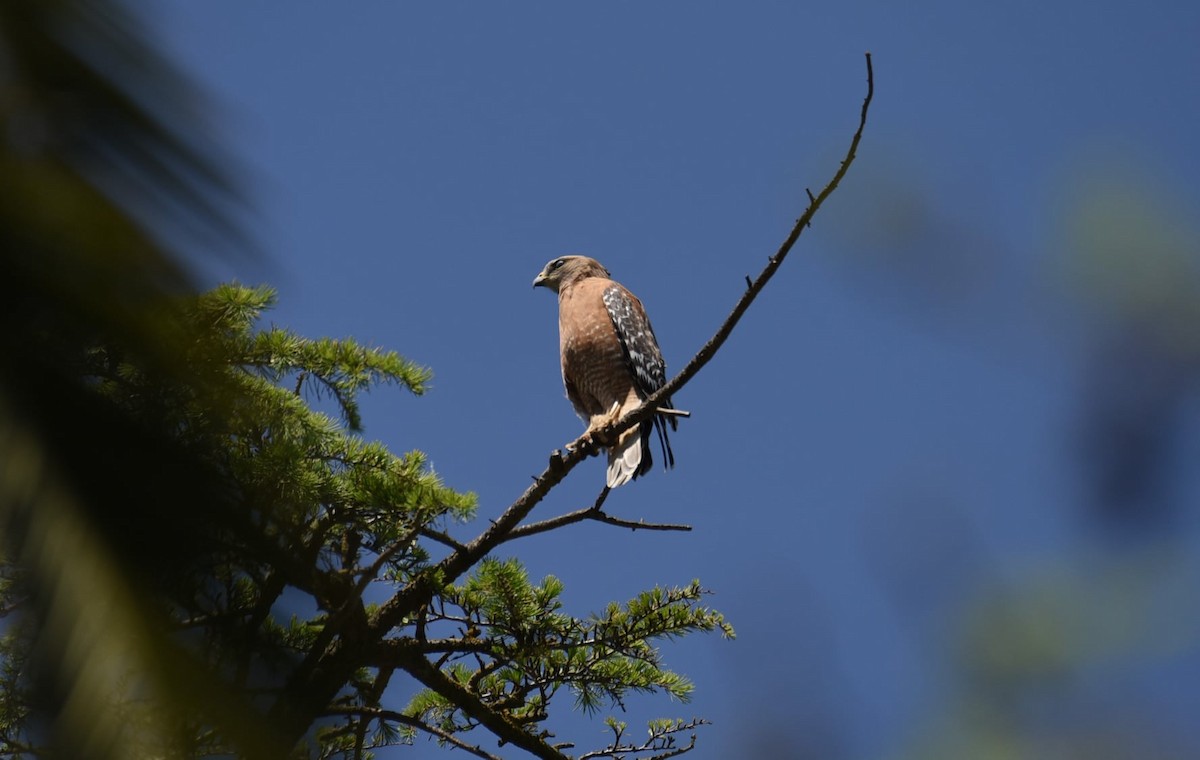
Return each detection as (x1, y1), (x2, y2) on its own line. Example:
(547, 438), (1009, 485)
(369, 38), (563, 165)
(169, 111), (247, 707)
(533, 255), (677, 488)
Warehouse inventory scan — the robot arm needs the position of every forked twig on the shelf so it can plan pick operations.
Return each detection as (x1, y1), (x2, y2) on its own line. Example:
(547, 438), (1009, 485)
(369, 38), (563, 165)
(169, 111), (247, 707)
(655, 407), (691, 418)
(503, 487), (692, 544)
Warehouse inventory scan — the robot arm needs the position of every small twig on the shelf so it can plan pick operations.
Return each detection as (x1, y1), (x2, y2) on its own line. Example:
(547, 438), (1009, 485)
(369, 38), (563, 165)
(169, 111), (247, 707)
(588, 508), (692, 533)
(419, 526), (466, 553)
(501, 487), (692, 543)
(591, 485), (612, 511)
(655, 407), (690, 418)
(501, 507), (604, 543)
(499, 487), (613, 542)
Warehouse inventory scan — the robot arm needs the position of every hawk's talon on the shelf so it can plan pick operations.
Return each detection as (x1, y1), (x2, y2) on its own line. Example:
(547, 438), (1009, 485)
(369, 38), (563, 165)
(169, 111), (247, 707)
(573, 432), (600, 450)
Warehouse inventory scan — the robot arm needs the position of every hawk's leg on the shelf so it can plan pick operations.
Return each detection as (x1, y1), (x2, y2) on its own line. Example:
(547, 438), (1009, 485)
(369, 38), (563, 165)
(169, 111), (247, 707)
(583, 401), (624, 446)
(567, 402), (625, 454)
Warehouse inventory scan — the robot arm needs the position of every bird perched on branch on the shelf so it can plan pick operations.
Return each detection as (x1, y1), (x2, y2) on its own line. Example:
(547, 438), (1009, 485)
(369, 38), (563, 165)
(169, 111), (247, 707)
(533, 255), (678, 488)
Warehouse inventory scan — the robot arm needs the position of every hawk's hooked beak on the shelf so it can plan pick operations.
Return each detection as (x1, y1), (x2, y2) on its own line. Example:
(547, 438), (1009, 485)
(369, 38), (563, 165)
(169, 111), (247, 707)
(532, 271), (547, 288)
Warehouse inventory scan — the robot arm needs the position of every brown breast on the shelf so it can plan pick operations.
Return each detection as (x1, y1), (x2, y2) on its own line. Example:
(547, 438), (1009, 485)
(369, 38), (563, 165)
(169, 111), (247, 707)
(559, 278), (634, 417)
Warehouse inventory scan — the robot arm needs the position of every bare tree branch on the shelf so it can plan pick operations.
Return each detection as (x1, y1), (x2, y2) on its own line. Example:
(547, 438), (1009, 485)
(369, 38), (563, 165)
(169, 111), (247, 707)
(421, 526), (467, 552)
(600, 51), (875, 451)
(503, 487), (692, 543)
(580, 510), (692, 534)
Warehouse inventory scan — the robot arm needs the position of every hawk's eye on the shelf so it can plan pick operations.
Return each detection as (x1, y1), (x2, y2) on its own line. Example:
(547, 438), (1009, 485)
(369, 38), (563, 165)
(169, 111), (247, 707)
(551, 258), (566, 270)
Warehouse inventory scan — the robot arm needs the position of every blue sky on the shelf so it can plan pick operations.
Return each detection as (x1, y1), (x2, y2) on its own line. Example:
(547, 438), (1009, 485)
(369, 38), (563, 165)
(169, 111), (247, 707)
(150, 2), (1200, 757)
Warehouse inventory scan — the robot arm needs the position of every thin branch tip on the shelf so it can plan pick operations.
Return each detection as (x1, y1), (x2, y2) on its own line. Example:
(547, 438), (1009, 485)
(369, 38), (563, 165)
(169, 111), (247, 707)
(514, 51), (873, 522)
(592, 511), (693, 533)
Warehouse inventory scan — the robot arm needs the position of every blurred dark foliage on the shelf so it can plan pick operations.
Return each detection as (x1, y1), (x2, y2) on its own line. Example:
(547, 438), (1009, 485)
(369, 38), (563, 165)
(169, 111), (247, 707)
(1079, 327), (1198, 531)
(1061, 164), (1200, 534)
(0, 0), (282, 756)
(821, 148), (1200, 757)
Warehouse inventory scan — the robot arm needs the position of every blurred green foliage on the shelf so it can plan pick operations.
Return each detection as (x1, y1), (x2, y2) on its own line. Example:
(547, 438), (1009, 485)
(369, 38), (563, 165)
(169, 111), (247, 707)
(888, 162), (1200, 760)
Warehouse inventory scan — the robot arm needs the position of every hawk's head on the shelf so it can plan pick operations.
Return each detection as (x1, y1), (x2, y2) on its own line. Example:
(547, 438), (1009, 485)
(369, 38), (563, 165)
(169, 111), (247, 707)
(532, 255), (611, 293)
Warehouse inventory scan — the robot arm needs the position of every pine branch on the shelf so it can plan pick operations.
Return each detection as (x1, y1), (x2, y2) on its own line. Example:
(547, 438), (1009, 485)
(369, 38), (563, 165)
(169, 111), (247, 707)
(578, 718), (709, 760)
(374, 637), (494, 659)
(322, 706), (504, 760)
(389, 642), (569, 760)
